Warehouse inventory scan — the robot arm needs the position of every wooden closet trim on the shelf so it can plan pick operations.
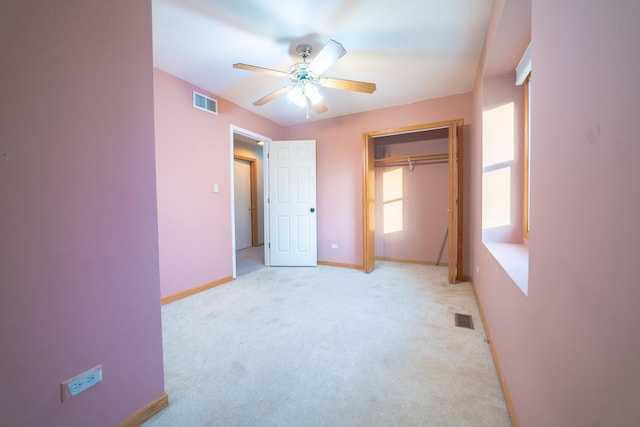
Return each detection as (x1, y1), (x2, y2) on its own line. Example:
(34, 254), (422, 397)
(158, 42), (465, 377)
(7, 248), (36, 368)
(362, 119), (464, 283)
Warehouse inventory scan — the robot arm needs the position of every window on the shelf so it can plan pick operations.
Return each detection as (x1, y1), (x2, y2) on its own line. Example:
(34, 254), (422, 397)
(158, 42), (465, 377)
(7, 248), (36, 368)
(482, 101), (516, 231)
(479, 41), (531, 295)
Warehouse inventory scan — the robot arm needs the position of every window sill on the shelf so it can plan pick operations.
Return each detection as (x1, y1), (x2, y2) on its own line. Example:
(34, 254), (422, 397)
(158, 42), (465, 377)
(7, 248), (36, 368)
(483, 242), (529, 295)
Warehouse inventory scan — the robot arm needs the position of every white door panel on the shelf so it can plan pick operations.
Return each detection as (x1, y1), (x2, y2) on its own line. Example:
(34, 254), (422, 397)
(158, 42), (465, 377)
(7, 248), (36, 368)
(269, 140), (317, 266)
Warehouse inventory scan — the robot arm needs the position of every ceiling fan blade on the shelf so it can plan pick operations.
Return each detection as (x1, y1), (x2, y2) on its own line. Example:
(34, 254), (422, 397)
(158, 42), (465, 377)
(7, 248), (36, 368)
(319, 77), (376, 94)
(233, 63), (290, 78)
(309, 39), (346, 75)
(253, 86), (292, 106)
(313, 99), (328, 114)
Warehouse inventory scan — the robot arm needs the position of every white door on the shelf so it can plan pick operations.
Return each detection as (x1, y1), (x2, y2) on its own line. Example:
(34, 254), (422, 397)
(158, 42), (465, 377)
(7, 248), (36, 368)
(268, 140), (317, 266)
(234, 159), (252, 250)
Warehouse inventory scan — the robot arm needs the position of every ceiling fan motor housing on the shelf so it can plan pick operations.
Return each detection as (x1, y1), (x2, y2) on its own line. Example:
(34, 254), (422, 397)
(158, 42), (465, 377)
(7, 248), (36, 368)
(289, 62), (318, 84)
(296, 43), (313, 60)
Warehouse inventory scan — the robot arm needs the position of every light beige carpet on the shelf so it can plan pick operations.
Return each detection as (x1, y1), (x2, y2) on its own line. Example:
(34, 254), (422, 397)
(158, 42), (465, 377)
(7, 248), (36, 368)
(236, 246), (266, 277)
(145, 261), (510, 427)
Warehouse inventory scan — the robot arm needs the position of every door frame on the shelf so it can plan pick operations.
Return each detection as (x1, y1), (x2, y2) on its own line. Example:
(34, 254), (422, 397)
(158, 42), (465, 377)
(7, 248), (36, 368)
(234, 155), (259, 247)
(230, 125), (271, 279)
(362, 119), (464, 283)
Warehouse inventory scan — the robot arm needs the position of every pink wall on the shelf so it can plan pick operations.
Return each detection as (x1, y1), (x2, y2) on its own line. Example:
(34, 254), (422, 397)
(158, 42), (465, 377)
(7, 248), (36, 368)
(472, 0), (640, 425)
(153, 69), (283, 298)
(284, 94), (473, 272)
(0, 2), (164, 426)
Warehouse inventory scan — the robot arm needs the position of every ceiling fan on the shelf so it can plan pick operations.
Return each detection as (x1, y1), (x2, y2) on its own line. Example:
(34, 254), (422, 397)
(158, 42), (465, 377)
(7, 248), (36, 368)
(233, 39), (376, 116)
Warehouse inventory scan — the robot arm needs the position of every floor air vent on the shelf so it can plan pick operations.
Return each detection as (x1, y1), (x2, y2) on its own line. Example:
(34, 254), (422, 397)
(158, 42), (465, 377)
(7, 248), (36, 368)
(455, 313), (474, 329)
(193, 91), (218, 115)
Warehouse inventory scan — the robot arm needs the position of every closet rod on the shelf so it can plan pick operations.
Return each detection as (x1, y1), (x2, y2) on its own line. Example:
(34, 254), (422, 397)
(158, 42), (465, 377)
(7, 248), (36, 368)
(374, 152), (448, 165)
(374, 159), (447, 169)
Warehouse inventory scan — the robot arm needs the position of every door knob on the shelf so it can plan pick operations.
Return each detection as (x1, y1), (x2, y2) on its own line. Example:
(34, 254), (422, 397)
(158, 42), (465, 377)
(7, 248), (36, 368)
(310, 208), (315, 213)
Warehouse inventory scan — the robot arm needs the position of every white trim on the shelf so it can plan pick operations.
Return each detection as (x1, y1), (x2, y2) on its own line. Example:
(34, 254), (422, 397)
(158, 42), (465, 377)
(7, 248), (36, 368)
(229, 125), (272, 278)
(515, 42), (531, 86)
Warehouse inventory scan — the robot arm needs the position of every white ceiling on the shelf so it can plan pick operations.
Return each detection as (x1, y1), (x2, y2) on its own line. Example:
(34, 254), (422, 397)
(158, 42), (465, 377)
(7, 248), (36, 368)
(152, 0), (496, 127)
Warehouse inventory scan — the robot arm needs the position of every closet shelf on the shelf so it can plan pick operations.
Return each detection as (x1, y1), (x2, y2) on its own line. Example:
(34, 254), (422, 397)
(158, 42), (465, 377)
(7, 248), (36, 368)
(374, 152), (448, 165)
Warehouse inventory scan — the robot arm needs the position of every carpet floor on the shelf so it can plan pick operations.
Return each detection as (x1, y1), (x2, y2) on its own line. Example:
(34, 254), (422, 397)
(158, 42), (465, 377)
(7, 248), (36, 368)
(236, 246), (266, 277)
(144, 261), (510, 427)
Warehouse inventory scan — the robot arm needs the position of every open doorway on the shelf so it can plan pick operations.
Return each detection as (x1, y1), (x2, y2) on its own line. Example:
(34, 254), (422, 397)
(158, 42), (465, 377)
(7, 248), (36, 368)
(234, 156), (258, 249)
(362, 120), (463, 283)
(231, 126), (270, 278)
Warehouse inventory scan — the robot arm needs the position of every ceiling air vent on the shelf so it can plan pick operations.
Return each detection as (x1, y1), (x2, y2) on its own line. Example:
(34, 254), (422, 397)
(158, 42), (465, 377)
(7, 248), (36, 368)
(193, 91), (217, 115)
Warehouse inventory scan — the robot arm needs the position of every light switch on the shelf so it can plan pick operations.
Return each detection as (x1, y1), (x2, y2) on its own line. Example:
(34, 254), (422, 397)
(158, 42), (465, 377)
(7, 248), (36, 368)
(213, 184), (219, 193)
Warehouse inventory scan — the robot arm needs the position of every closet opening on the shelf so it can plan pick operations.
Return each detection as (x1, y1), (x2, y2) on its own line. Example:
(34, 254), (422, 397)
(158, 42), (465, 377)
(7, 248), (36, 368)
(362, 120), (463, 283)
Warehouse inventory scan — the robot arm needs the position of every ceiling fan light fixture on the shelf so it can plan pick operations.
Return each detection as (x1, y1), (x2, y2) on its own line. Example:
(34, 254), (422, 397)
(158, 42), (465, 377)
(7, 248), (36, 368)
(287, 85), (307, 108)
(288, 82), (322, 108)
(305, 83), (323, 105)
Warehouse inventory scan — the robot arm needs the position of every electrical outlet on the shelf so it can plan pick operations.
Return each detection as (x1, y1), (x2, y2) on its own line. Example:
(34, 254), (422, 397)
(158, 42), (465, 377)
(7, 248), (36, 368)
(61, 365), (102, 402)
(331, 243), (339, 249)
